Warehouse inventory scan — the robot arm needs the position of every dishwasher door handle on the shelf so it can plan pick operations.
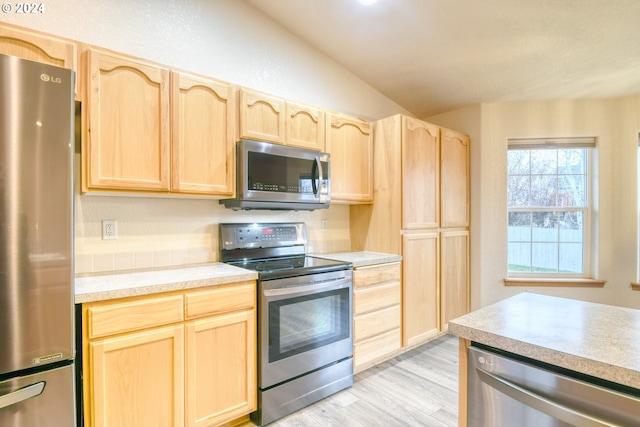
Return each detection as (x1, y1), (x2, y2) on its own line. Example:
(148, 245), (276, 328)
(476, 367), (621, 427)
(0, 381), (46, 410)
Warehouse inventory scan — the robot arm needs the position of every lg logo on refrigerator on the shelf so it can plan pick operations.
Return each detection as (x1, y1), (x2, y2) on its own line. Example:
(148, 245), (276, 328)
(40, 73), (62, 84)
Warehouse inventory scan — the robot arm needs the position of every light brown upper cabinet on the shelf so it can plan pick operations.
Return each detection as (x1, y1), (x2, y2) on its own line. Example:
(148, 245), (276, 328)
(171, 71), (235, 196)
(326, 112), (373, 203)
(238, 88), (285, 144)
(83, 49), (236, 197)
(0, 22), (78, 93)
(238, 89), (326, 151)
(83, 48), (170, 192)
(402, 117), (440, 230)
(286, 101), (325, 151)
(441, 128), (470, 228)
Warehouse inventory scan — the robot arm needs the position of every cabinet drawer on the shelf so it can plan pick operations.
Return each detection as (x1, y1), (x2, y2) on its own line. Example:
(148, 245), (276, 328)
(87, 295), (184, 339)
(354, 305), (401, 342)
(353, 263), (401, 289)
(353, 282), (400, 315)
(354, 328), (401, 368)
(184, 281), (255, 319)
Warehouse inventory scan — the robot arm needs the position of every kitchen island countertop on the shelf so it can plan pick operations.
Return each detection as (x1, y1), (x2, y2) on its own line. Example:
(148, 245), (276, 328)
(75, 263), (258, 304)
(448, 292), (640, 389)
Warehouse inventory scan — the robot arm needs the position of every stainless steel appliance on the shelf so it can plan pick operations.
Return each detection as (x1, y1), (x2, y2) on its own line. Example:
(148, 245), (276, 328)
(220, 223), (353, 425)
(220, 139), (330, 211)
(0, 54), (76, 426)
(468, 345), (640, 426)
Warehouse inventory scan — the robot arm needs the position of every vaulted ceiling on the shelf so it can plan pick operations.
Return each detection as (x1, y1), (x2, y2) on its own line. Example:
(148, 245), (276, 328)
(248, 0), (640, 117)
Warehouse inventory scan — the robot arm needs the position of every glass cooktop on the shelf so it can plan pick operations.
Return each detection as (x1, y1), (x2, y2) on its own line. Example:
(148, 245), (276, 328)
(228, 255), (351, 280)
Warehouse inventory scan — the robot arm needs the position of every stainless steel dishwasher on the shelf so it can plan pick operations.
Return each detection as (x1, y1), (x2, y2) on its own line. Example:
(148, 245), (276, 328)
(467, 345), (640, 426)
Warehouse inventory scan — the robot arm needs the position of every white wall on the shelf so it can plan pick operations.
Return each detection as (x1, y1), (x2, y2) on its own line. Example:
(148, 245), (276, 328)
(0, 0), (409, 120)
(429, 95), (640, 310)
(1, 0), (410, 274)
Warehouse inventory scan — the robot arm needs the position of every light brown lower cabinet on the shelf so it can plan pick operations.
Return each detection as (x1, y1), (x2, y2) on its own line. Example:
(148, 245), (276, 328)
(185, 310), (256, 427)
(402, 232), (440, 347)
(352, 262), (402, 371)
(401, 229), (470, 343)
(440, 230), (470, 331)
(89, 325), (185, 427)
(82, 281), (256, 427)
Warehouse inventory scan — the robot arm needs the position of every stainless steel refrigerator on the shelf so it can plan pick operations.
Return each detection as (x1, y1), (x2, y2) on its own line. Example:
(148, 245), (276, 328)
(0, 54), (76, 426)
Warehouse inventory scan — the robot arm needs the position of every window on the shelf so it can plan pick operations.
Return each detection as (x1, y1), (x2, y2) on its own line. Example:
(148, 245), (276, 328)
(507, 137), (595, 277)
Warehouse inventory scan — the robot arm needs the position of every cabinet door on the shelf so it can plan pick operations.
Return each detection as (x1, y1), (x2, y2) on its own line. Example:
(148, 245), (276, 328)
(88, 325), (185, 427)
(402, 117), (440, 230)
(84, 49), (170, 192)
(238, 88), (285, 144)
(171, 72), (235, 196)
(286, 101), (325, 151)
(441, 128), (470, 228)
(441, 230), (469, 331)
(0, 24), (77, 93)
(0, 24), (75, 68)
(326, 113), (373, 203)
(402, 232), (440, 347)
(185, 310), (256, 427)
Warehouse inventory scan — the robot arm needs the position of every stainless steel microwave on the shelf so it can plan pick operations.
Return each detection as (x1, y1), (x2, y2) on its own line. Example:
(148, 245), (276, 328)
(220, 139), (330, 210)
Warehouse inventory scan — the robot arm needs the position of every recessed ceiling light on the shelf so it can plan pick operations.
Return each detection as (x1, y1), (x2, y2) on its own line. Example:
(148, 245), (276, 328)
(358, 0), (378, 5)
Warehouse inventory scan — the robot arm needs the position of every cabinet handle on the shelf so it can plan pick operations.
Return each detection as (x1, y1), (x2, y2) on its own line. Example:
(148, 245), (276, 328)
(476, 367), (620, 427)
(0, 381), (46, 410)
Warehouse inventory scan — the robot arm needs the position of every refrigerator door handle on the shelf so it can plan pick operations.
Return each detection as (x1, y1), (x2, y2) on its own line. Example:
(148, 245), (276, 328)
(476, 367), (620, 427)
(0, 381), (46, 410)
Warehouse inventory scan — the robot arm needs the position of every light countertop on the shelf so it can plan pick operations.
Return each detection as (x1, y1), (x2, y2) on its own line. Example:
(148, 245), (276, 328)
(75, 251), (400, 303)
(448, 292), (640, 389)
(75, 263), (258, 304)
(313, 251), (402, 267)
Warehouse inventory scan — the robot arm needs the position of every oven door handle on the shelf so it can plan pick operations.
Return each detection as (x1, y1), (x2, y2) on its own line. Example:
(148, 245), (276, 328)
(263, 277), (350, 297)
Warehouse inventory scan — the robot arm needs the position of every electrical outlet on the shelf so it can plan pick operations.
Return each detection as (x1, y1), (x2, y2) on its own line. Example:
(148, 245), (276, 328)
(321, 219), (328, 231)
(102, 220), (117, 240)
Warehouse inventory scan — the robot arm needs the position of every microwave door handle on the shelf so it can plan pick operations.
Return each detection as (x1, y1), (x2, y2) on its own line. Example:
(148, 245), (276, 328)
(313, 156), (323, 197)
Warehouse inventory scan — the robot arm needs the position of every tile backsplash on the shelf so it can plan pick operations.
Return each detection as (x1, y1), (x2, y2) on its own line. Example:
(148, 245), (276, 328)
(74, 194), (351, 274)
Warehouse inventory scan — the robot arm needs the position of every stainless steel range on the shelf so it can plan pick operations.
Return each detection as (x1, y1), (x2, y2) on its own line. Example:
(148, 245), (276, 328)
(219, 223), (353, 426)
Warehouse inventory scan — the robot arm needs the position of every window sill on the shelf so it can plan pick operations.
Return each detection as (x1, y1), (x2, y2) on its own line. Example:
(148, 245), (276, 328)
(504, 278), (606, 288)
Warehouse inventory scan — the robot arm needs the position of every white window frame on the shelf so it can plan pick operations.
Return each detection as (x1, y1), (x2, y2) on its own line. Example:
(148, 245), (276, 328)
(507, 137), (596, 279)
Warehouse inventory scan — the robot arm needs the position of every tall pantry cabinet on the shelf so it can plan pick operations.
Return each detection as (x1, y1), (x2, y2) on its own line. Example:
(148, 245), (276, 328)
(351, 114), (470, 347)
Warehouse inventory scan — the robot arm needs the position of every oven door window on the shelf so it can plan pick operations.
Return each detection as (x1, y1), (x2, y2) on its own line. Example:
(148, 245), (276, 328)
(269, 288), (350, 363)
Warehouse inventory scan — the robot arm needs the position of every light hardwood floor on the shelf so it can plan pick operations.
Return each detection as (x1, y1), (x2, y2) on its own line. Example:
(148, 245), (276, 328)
(268, 334), (459, 427)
